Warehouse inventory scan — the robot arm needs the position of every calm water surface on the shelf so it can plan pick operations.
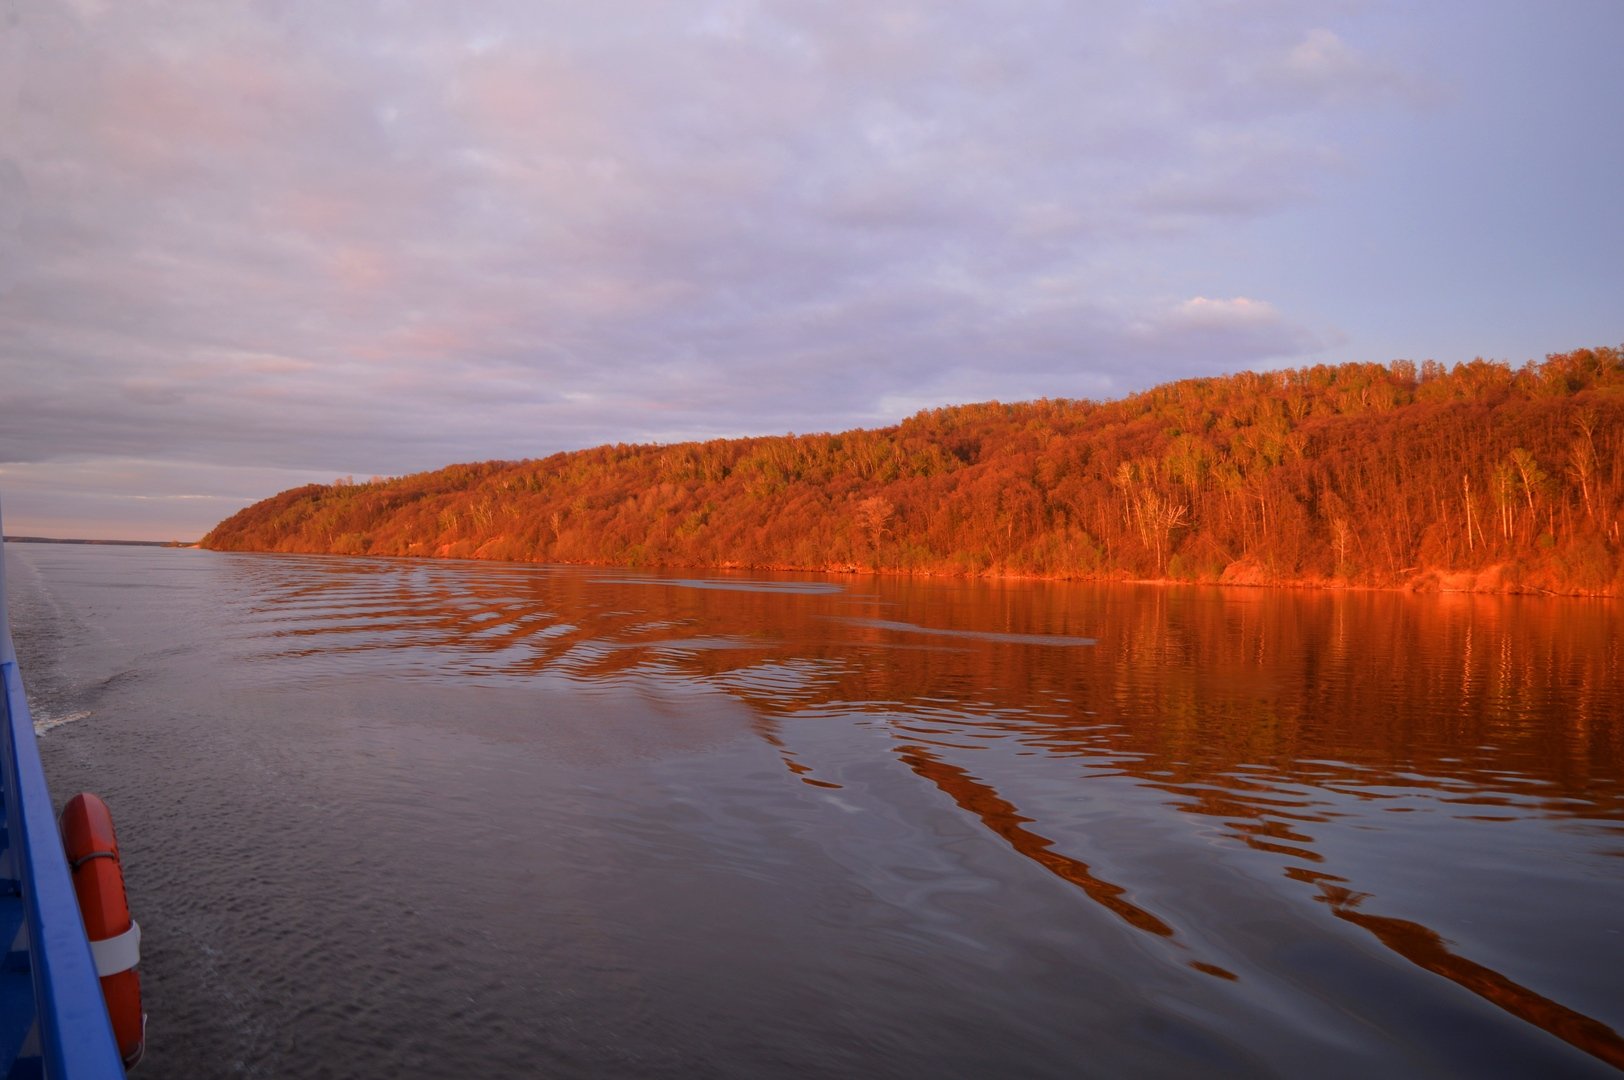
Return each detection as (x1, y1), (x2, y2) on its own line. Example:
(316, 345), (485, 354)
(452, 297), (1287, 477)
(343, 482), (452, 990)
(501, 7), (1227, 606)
(6, 543), (1622, 1078)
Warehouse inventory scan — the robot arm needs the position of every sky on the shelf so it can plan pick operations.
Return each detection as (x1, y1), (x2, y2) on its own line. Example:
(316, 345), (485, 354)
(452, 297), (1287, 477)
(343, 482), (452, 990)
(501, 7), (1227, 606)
(2, 1), (1621, 541)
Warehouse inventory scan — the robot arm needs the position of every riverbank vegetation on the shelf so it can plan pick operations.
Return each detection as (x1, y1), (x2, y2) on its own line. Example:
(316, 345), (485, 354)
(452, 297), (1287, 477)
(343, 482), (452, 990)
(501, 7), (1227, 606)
(203, 347), (1624, 594)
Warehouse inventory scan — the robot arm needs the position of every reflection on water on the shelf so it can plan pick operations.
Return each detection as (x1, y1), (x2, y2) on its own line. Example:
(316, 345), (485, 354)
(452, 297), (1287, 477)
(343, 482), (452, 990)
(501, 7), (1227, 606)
(10, 545), (1624, 1078)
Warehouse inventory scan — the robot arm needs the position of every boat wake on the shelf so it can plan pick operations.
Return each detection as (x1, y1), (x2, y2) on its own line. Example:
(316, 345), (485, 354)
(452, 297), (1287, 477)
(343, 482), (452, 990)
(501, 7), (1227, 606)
(33, 709), (91, 737)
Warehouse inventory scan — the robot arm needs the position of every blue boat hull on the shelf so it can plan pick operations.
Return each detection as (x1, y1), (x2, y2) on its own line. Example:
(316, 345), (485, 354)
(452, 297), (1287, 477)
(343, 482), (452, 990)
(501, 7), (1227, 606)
(2, 514), (128, 1078)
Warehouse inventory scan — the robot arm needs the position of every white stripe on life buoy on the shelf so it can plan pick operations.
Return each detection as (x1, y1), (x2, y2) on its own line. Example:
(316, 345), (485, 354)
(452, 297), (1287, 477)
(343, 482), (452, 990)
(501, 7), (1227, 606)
(89, 920), (141, 977)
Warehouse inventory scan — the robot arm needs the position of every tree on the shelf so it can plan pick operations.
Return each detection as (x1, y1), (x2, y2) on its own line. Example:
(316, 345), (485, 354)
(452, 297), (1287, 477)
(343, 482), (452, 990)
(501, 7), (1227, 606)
(200, 348), (1624, 594)
(855, 496), (896, 550)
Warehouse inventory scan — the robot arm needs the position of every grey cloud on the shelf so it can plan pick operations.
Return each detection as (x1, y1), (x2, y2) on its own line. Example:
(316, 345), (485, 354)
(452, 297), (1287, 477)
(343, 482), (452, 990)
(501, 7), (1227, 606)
(3, 0), (1426, 537)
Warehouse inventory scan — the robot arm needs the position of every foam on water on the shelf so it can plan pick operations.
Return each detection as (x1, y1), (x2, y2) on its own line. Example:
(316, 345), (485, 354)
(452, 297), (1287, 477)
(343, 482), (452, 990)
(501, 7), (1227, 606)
(32, 708), (91, 736)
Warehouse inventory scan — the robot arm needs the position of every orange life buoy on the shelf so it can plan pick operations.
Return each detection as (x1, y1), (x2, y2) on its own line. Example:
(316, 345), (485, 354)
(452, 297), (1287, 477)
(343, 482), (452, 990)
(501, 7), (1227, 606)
(59, 792), (145, 1068)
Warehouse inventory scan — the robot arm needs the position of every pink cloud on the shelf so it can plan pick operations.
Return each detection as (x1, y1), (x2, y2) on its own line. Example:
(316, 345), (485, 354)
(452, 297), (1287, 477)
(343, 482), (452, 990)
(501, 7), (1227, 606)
(1174, 296), (1282, 327)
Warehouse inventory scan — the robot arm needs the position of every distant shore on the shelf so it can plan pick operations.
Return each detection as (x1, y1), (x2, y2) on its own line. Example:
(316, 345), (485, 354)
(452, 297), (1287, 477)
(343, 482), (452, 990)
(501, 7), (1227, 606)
(186, 544), (1621, 598)
(717, 558), (1617, 597)
(3, 536), (195, 548)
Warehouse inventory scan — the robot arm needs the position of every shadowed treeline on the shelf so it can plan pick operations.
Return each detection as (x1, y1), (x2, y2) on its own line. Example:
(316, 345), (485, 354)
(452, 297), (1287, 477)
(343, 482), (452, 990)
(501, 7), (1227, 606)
(203, 349), (1624, 593)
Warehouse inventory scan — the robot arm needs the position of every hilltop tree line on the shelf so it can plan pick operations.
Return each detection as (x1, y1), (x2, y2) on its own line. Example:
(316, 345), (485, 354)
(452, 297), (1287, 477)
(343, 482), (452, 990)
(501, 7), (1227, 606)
(203, 347), (1624, 594)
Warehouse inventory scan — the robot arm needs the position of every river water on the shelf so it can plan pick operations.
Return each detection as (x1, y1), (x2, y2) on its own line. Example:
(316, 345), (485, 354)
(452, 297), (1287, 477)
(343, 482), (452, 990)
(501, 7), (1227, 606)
(5, 542), (1622, 1078)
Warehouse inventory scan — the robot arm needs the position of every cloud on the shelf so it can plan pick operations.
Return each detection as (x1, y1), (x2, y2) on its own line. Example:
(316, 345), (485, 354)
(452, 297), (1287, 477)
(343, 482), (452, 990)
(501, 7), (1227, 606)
(1275, 27), (1432, 106)
(0, 456), (329, 540)
(1144, 296), (1326, 368)
(1173, 296), (1283, 327)
(1137, 13), (1435, 119)
(2, 0), (1437, 538)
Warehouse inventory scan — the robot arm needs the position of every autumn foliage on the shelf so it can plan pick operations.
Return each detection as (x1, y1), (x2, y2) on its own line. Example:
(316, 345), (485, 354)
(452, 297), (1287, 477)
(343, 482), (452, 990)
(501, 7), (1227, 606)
(203, 348), (1624, 594)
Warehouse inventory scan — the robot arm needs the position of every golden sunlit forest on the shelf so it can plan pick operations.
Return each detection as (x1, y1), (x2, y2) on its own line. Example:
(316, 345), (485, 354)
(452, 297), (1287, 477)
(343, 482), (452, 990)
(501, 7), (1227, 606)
(203, 348), (1624, 594)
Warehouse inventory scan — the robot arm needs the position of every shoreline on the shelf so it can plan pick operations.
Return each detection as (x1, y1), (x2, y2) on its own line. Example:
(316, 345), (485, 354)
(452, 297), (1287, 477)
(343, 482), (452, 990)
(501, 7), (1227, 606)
(197, 544), (1621, 599)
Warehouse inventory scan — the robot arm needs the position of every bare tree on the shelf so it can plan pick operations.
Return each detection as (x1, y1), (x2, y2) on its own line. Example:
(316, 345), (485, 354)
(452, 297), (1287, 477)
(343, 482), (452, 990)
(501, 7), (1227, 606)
(1569, 410), (1598, 522)
(855, 496), (895, 550)
(1135, 489), (1189, 574)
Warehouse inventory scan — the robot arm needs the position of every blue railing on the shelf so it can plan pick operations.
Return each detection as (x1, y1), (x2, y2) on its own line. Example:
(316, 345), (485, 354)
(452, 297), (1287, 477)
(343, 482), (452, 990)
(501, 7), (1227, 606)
(1, 518), (126, 1078)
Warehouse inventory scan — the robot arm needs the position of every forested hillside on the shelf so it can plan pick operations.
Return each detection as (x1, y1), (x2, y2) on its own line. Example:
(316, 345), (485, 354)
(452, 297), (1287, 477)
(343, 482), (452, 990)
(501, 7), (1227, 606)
(203, 348), (1624, 594)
